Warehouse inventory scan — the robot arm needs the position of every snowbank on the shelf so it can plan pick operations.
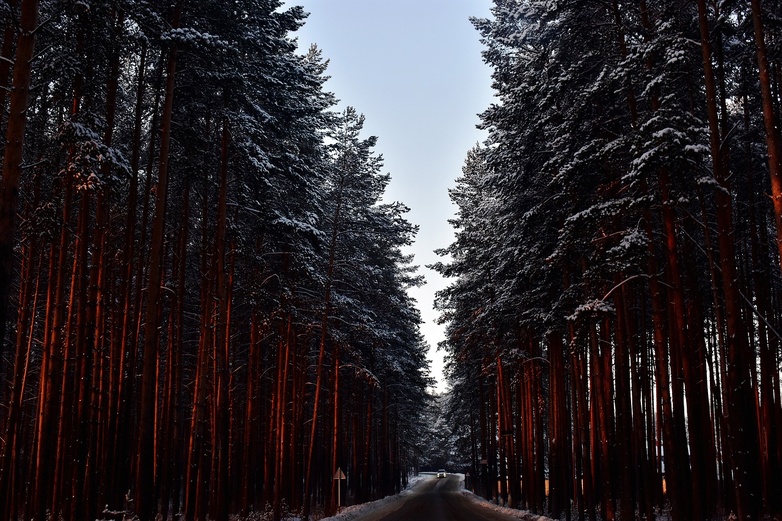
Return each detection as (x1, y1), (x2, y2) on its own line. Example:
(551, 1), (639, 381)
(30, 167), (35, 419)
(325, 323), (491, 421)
(318, 473), (428, 521)
(460, 486), (556, 521)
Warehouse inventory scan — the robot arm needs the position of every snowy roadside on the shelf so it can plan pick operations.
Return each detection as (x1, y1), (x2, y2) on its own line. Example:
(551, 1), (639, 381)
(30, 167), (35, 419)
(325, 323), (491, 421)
(460, 486), (556, 521)
(318, 472), (429, 521)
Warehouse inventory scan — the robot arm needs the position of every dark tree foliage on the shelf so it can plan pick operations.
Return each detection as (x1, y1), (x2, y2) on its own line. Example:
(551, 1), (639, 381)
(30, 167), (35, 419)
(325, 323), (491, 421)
(436, 1), (782, 520)
(0, 1), (431, 520)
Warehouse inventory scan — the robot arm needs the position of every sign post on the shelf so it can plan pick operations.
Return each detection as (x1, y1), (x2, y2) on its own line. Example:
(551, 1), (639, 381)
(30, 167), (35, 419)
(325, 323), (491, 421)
(333, 467), (347, 510)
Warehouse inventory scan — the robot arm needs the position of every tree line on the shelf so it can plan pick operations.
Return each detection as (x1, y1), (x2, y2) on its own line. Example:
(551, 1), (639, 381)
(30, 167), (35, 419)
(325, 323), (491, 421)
(0, 1), (432, 520)
(435, 1), (781, 521)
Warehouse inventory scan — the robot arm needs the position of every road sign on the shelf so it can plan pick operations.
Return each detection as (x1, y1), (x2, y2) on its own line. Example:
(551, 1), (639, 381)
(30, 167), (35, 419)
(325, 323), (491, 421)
(333, 467), (346, 510)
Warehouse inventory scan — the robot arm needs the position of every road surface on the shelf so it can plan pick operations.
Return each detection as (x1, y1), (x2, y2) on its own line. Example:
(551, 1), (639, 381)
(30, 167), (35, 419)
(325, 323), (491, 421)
(348, 475), (524, 521)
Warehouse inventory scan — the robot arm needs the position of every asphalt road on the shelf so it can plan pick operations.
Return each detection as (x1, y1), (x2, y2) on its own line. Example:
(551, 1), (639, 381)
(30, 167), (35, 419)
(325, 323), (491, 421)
(351, 475), (522, 521)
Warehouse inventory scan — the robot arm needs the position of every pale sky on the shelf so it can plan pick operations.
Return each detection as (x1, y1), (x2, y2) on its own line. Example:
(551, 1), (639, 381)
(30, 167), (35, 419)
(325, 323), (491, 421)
(287, 0), (494, 392)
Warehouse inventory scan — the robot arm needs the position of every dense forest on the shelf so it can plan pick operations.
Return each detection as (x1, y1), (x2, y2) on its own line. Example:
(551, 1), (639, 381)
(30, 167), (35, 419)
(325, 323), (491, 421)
(0, 1), (433, 520)
(3, 0), (782, 520)
(435, 1), (782, 520)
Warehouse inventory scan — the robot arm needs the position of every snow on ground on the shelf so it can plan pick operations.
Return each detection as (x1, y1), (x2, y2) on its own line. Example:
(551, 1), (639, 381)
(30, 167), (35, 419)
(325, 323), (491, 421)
(317, 472), (429, 521)
(459, 487), (555, 521)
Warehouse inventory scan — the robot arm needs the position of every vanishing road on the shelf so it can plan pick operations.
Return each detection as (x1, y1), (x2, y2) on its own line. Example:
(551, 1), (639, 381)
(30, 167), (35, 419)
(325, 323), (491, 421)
(350, 475), (525, 521)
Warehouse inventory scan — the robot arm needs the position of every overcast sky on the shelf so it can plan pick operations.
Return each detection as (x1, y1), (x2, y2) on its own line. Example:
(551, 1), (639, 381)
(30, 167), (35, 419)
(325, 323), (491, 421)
(286, 0), (495, 392)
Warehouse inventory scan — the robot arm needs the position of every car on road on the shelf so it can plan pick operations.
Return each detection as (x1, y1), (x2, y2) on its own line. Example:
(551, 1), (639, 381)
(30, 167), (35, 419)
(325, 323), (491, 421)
(436, 469), (447, 478)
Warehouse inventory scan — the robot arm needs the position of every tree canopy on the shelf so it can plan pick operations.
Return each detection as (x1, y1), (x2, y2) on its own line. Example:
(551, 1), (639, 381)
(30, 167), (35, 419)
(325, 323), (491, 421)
(0, 2), (431, 520)
(436, 1), (782, 520)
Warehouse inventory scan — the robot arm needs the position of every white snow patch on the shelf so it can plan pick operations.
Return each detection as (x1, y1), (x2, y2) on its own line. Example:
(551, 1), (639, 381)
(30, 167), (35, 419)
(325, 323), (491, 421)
(318, 473), (429, 521)
(460, 487), (556, 520)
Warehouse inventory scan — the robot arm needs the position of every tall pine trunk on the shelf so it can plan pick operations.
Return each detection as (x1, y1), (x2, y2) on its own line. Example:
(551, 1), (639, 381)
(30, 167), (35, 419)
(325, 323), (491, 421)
(303, 174), (345, 518)
(696, 2), (762, 518)
(750, 0), (782, 274)
(136, 3), (183, 518)
(209, 117), (231, 521)
(0, 0), (39, 381)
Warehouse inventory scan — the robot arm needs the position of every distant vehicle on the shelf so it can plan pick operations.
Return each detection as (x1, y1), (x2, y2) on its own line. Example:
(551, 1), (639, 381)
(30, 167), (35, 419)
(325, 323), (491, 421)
(436, 469), (447, 478)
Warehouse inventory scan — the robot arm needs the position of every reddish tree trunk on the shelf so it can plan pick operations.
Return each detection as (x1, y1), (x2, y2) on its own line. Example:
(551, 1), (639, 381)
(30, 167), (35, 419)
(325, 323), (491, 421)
(547, 332), (571, 519)
(0, 173), (41, 520)
(0, 0), (39, 380)
(209, 117), (231, 521)
(696, 2), (762, 518)
(611, 279), (636, 521)
(750, 0), (782, 274)
(304, 174), (346, 518)
(136, 3), (183, 518)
